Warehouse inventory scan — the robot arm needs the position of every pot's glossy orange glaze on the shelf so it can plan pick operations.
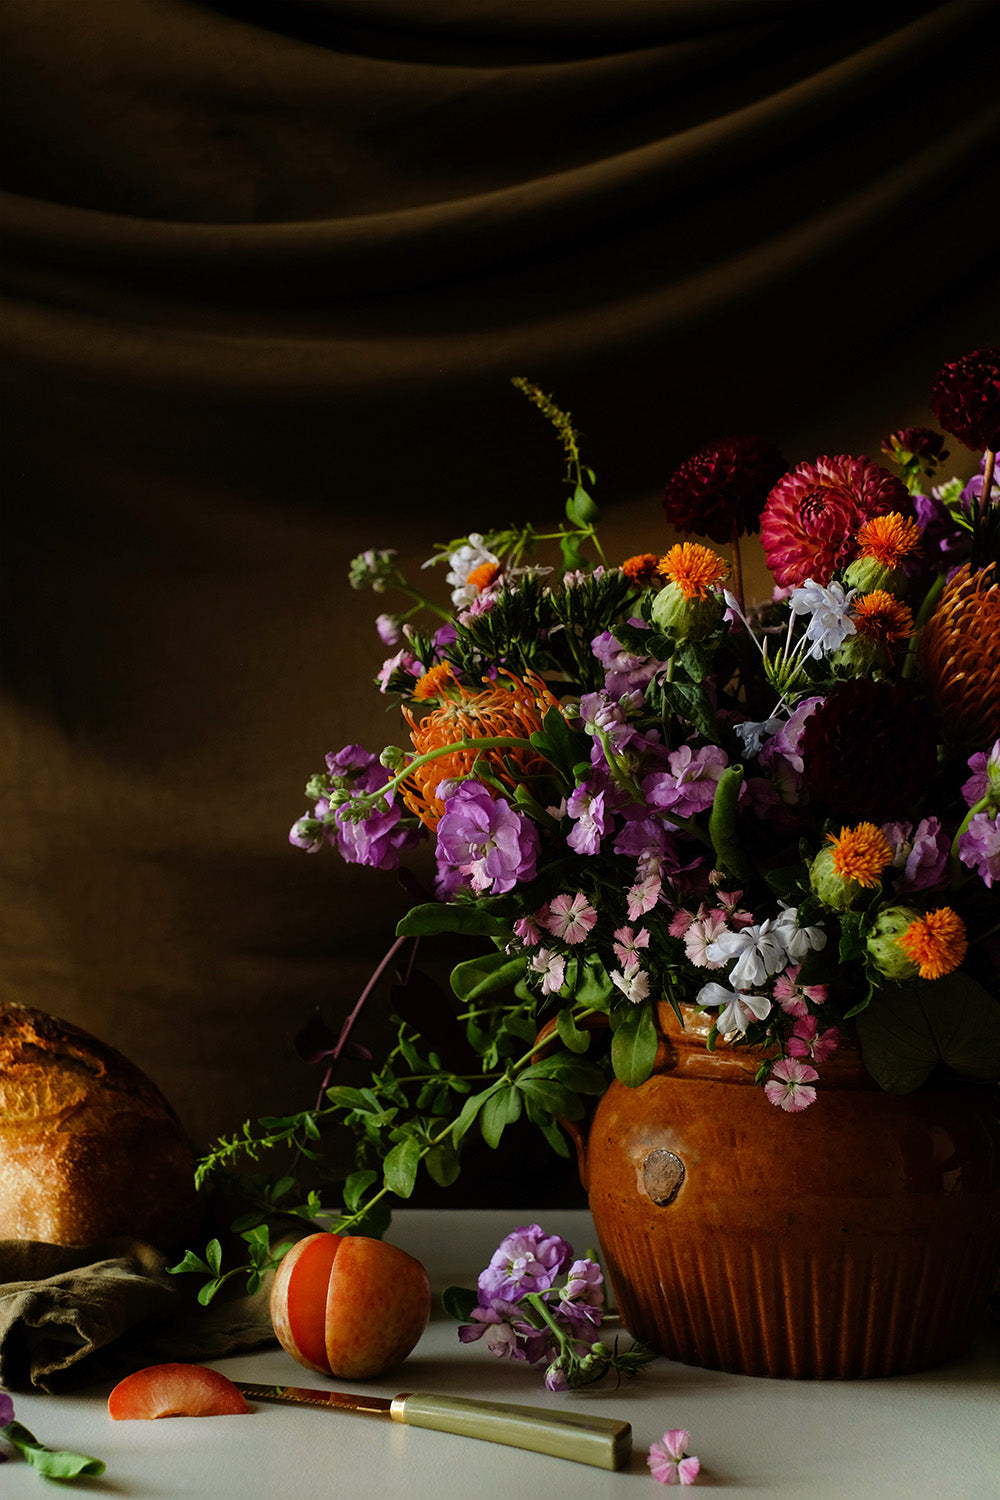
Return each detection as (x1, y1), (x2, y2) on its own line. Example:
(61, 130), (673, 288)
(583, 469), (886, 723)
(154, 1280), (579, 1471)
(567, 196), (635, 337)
(577, 1006), (1000, 1379)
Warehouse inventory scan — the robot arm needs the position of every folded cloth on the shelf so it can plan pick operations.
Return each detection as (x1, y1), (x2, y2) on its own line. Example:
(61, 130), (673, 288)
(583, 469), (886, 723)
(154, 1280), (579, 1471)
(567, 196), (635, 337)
(0, 1237), (276, 1393)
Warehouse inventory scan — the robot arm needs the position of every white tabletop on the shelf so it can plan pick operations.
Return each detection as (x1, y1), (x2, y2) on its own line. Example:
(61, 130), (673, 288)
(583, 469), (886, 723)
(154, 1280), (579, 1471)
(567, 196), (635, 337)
(3, 1209), (999, 1499)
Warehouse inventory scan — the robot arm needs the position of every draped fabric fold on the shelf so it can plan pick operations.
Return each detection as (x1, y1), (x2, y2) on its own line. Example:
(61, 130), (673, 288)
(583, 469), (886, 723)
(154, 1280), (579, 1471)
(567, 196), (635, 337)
(1, 0), (998, 1172)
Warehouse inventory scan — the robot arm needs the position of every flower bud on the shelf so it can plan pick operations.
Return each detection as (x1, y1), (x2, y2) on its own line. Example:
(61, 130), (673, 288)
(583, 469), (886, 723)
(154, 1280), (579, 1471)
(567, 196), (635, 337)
(379, 745), (406, 770)
(866, 905), (922, 979)
(650, 580), (724, 640)
(809, 846), (865, 911)
(842, 557), (907, 595)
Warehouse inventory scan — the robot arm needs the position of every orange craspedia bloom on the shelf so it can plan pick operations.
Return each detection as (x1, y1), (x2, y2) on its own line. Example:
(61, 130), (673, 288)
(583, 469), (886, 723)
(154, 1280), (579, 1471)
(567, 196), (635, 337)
(412, 661), (457, 702)
(852, 591), (916, 660)
(855, 513), (922, 569)
(620, 553), (661, 586)
(400, 670), (560, 829)
(918, 561), (1000, 744)
(898, 907), (968, 980)
(826, 822), (894, 887)
(656, 542), (729, 600)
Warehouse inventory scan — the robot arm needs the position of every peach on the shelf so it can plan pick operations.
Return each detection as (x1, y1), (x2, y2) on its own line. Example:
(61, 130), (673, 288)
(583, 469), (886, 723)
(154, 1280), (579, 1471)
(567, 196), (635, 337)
(108, 1363), (250, 1419)
(270, 1232), (431, 1379)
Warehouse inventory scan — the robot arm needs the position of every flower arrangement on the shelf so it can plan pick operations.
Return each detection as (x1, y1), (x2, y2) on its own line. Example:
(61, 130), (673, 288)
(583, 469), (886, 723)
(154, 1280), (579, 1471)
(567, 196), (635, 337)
(181, 353), (1000, 1319)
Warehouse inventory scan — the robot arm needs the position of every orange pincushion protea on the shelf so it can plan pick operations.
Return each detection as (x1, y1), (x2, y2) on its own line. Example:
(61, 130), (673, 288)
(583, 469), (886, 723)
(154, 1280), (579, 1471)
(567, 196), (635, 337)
(918, 562), (1000, 744)
(399, 670), (560, 829)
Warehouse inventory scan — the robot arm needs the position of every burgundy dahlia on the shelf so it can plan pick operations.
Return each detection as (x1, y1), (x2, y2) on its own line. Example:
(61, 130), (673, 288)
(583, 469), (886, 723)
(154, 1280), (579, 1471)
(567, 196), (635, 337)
(661, 434), (787, 543)
(929, 348), (1000, 452)
(881, 426), (949, 471)
(760, 454), (911, 588)
(799, 679), (937, 824)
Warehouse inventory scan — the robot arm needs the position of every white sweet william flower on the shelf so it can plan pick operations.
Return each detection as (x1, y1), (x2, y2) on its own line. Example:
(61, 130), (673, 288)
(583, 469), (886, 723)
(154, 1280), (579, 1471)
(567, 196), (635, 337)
(611, 961), (651, 1005)
(697, 981), (771, 1037)
(706, 918), (787, 989)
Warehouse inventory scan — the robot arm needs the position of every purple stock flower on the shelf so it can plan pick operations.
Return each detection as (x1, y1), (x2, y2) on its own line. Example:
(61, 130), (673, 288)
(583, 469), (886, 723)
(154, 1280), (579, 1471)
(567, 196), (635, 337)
(962, 741), (1000, 808)
(958, 812), (1000, 888)
(435, 782), (540, 894)
(334, 792), (419, 870)
(457, 1301), (552, 1364)
(882, 818), (950, 893)
(566, 779), (611, 856)
(591, 627), (661, 696)
(477, 1224), (573, 1303)
(643, 743), (728, 819)
(555, 1258), (605, 1327)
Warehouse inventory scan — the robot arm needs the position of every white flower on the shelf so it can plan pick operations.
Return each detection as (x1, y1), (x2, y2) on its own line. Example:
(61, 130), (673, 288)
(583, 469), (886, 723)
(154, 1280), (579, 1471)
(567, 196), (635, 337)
(697, 981), (771, 1037)
(706, 918), (786, 989)
(789, 578), (857, 655)
(530, 947), (567, 997)
(611, 961), (651, 1005)
(771, 905), (827, 961)
(442, 534), (501, 607)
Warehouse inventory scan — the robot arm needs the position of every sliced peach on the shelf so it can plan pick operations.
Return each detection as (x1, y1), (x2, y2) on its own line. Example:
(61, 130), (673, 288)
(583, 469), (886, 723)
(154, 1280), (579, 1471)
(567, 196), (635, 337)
(270, 1231), (430, 1379)
(108, 1363), (250, 1419)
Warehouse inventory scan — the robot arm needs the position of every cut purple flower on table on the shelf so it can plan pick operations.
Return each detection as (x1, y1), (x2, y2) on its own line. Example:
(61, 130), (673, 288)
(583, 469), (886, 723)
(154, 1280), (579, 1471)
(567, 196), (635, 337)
(478, 1224), (573, 1302)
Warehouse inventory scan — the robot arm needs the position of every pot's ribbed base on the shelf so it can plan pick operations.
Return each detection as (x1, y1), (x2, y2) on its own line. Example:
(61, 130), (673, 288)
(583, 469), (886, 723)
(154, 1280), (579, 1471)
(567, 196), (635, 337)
(596, 1219), (999, 1379)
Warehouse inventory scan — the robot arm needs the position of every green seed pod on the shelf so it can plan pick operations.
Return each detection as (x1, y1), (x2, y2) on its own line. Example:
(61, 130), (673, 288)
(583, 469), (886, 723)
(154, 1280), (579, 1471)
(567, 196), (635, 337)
(809, 846), (865, 911)
(866, 905), (921, 979)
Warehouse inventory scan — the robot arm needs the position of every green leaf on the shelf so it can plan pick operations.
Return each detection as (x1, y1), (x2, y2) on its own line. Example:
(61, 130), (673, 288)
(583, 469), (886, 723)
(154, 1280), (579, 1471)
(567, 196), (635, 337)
(515, 1076), (575, 1116)
(556, 1007), (590, 1053)
(396, 902), (509, 938)
(343, 1168), (378, 1213)
(838, 910), (867, 964)
(425, 1142), (461, 1188)
(610, 1002), (659, 1088)
(480, 1084), (522, 1148)
(383, 1136), (421, 1199)
(449, 951), (526, 1003)
(166, 1248), (211, 1276)
(196, 1278), (224, 1306)
(204, 1238), (223, 1276)
(451, 1084), (495, 1145)
(441, 1284), (479, 1322)
(857, 973), (1000, 1094)
(565, 484), (601, 525)
(559, 533), (588, 572)
(1, 1421), (105, 1480)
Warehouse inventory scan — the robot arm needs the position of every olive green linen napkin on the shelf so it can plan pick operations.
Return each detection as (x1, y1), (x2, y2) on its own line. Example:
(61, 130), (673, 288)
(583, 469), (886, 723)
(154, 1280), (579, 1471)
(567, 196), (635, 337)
(0, 1238), (275, 1393)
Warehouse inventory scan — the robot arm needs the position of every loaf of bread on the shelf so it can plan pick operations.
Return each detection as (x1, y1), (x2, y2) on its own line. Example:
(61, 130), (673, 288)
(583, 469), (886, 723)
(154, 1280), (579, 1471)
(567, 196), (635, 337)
(0, 1001), (202, 1249)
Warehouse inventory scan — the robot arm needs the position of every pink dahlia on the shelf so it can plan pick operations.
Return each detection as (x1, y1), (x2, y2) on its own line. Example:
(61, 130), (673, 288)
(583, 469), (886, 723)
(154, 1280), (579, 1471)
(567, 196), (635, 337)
(929, 348), (1000, 452)
(760, 454), (911, 588)
(662, 434), (787, 543)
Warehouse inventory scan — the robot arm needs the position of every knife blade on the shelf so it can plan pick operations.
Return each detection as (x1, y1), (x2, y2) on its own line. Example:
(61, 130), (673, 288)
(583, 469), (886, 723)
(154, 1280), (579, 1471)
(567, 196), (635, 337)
(233, 1381), (632, 1470)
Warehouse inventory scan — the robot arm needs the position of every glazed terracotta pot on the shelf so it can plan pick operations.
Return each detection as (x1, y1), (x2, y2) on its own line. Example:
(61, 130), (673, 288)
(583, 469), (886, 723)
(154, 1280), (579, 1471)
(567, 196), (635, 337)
(569, 1004), (1000, 1379)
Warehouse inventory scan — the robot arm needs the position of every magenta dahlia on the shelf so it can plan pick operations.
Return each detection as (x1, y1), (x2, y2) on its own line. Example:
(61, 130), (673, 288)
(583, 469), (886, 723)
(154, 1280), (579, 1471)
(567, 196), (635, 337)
(760, 454), (911, 588)
(661, 434), (787, 543)
(929, 348), (1000, 452)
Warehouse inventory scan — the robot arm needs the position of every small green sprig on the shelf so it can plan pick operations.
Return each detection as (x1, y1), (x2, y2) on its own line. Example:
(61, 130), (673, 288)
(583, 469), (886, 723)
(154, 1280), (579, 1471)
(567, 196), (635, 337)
(1, 1418), (104, 1482)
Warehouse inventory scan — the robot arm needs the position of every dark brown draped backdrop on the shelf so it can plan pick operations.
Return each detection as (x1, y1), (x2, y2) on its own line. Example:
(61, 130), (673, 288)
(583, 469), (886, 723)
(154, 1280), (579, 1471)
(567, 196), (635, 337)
(2, 0), (998, 1196)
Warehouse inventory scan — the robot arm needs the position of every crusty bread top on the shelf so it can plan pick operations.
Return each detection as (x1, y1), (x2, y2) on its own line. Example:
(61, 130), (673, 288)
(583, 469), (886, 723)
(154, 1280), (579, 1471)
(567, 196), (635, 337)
(0, 1000), (185, 1136)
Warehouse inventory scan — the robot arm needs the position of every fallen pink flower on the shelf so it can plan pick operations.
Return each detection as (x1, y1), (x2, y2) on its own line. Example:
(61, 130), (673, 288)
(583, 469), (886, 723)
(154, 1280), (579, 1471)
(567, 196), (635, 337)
(648, 1428), (700, 1485)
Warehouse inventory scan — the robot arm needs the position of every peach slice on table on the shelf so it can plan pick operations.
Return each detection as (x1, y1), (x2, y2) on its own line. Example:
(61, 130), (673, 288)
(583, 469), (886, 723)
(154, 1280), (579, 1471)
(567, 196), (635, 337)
(270, 1232), (431, 1380)
(108, 1363), (251, 1419)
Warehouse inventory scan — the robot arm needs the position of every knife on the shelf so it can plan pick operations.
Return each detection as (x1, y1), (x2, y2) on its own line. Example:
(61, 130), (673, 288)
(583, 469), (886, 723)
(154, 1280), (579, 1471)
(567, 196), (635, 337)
(233, 1381), (632, 1470)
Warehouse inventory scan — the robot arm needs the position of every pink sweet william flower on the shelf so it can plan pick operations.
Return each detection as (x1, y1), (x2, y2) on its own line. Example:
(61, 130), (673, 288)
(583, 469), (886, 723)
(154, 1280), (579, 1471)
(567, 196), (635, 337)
(786, 1014), (840, 1063)
(760, 454), (910, 588)
(541, 892), (599, 944)
(648, 1429), (700, 1486)
(764, 1057), (819, 1112)
(613, 924), (650, 964)
(772, 963), (827, 1018)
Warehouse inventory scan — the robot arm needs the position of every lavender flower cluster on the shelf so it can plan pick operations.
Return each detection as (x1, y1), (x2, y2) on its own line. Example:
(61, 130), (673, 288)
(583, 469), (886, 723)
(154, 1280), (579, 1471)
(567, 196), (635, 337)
(456, 1224), (648, 1391)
